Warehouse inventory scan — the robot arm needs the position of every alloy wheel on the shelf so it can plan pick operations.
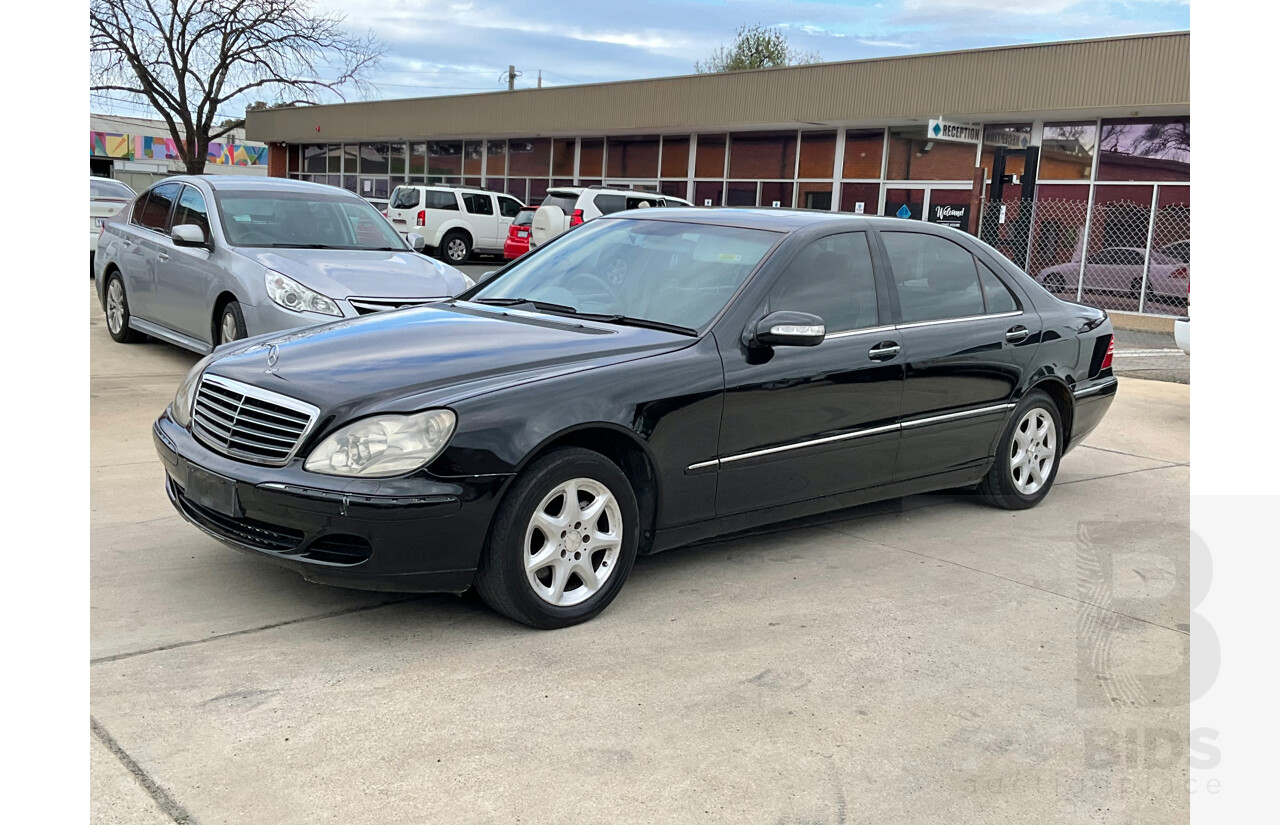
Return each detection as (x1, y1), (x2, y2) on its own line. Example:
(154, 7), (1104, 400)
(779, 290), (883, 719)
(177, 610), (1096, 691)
(447, 238), (467, 262)
(106, 279), (125, 335)
(220, 311), (240, 345)
(1010, 408), (1056, 495)
(524, 478), (623, 607)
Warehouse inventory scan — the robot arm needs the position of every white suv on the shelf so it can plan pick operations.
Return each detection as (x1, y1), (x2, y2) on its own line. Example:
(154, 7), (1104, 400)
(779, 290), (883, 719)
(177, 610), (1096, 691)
(386, 185), (525, 263)
(530, 186), (692, 250)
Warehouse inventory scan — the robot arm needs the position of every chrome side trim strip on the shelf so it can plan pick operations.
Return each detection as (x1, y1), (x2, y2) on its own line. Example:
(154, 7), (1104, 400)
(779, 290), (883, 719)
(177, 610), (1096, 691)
(685, 422), (900, 472)
(1073, 378), (1119, 398)
(893, 310), (1023, 331)
(900, 403), (1015, 430)
(825, 324), (898, 340)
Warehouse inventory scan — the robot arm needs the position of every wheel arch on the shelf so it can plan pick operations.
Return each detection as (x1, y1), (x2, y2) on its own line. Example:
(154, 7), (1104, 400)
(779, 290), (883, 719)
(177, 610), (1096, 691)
(99, 262), (123, 310)
(211, 291), (241, 344)
(506, 423), (661, 555)
(1025, 376), (1075, 450)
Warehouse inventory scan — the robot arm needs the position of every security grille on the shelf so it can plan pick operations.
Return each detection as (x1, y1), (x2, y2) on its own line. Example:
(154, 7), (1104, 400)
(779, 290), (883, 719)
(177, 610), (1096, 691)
(191, 374), (319, 466)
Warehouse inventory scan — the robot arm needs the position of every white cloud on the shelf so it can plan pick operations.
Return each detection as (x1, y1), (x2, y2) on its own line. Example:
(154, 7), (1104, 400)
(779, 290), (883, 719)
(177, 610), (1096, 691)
(858, 38), (916, 48)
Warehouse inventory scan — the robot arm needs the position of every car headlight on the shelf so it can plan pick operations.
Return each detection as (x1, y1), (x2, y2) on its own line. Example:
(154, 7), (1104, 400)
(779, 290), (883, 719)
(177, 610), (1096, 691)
(171, 354), (216, 428)
(265, 270), (341, 316)
(462, 274), (476, 290)
(304, 410), (456, 478)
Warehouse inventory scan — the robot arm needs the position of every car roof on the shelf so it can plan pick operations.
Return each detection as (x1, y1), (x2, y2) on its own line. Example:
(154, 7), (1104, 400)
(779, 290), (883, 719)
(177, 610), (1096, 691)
(178, 175), (357, 196)
(616, 207), (909, 233)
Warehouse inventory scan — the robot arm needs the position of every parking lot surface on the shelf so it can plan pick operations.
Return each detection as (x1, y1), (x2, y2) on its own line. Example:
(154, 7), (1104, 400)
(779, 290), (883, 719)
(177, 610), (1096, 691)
(90, 282), (1191, 824)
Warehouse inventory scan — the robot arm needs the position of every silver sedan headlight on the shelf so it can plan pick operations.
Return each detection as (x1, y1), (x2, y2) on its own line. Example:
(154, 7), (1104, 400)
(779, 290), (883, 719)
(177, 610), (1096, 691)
(171, 353), (216, 428)
(303, 410), (456, 478)
(265, 270), (341, 316)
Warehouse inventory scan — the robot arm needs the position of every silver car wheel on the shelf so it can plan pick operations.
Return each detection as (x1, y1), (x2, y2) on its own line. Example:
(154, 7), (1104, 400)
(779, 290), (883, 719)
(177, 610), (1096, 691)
(446, 238), (467, 261)
(524, 477), (623, 607)
(220, 311), (240, 345)
(1010, 407), (1057, 495)
(106, 279), (125, 334)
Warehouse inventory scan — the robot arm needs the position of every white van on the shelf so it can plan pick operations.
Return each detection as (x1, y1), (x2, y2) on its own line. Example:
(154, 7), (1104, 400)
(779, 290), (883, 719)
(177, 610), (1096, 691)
(386, 184), (525, 263)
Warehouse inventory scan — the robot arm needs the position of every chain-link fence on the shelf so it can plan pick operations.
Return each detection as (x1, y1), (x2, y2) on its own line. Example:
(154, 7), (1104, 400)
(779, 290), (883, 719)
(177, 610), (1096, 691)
(979, 194), (1190, 383)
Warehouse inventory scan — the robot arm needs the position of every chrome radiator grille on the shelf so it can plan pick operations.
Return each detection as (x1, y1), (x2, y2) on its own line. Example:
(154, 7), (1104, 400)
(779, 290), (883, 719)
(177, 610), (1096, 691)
(191, 374), (319, 466)
(348, 297), (438, 315)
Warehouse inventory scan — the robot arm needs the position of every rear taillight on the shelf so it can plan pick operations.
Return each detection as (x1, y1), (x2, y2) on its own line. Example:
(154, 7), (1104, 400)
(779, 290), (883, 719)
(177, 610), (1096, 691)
(98, 222), (106, 240)
(508, 223), (521, 238)
(416, 210), (426, 227)
(1100, 336), (1114, 370)
(569, 209), (584, 227)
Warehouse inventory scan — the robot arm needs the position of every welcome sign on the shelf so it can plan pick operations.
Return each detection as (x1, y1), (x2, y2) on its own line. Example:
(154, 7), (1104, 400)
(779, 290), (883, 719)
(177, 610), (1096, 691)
(926, 119), (980, 144)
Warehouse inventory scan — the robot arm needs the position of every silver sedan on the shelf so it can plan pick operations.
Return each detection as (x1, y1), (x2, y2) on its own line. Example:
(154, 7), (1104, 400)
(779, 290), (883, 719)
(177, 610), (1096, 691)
(93, 176), (472, 353)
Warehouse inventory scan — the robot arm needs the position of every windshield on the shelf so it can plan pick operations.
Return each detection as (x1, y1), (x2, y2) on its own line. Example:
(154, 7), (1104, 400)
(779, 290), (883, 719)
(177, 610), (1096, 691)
(91, 178), (135, 201)
(214, 189), (409, 250)
(470, 218), (778, 330)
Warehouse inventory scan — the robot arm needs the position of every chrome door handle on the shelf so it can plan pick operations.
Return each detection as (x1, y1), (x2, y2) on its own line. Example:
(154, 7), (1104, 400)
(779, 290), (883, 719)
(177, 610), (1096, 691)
(157, 252), (170, 262)
(868, 342), (901, 361)
(1005, 326), (1030, 343)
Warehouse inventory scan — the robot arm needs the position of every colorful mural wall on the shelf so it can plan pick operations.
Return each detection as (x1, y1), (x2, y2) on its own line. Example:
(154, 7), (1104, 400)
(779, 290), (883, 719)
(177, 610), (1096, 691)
(89, 131), (267, 166)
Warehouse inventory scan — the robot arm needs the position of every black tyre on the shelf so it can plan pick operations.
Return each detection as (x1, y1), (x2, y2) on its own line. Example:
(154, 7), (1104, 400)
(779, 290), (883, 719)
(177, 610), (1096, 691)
(475, 447), (640, 629)
(1044, 272), (1065, 293)
(438, 231), (471, 264)
(977, 390), (1064, 510)
(217, 300), (247, 346)
(104, 273), (144, 344)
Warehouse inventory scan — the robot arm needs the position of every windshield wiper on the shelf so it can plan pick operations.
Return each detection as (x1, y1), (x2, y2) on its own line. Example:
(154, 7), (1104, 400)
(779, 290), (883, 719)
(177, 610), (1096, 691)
(568, 313), (698, 336)
(264, 243), (332, 249)
(471, 297), (580, 314)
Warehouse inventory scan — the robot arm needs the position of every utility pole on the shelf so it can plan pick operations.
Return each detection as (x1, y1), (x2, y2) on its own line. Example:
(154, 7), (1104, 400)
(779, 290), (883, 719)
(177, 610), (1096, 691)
(537, 70), (542, 89)
(507, 65), (516, 91)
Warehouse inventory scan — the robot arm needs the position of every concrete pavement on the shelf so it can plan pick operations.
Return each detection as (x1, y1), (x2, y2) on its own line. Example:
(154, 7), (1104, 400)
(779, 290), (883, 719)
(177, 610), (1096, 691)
(89, 283), (1191, 824)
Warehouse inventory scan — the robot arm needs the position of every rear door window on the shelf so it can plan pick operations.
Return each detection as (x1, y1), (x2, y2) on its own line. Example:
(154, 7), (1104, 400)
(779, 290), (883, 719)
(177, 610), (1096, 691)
(423, 190), (459, 211)
(625, 196), (661, 210)
(881, 231), (986, 323)
(977, 260), (1018, 313)
(594, 194), (626, 215)
(390, 187), (420, 209)
(137, 183), (180, 232)
(462, 193), (494, 215)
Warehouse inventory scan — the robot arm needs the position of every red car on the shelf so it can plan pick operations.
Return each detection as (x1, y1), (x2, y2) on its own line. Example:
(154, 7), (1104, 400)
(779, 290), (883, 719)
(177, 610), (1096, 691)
(503, 207), (536, 260)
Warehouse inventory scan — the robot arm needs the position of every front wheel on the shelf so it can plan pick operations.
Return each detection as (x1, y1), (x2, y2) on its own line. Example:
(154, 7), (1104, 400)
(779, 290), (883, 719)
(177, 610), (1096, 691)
(218, 301), (247, 345)
(475, 447), (639, 628)
(977, 391), (1063, 510)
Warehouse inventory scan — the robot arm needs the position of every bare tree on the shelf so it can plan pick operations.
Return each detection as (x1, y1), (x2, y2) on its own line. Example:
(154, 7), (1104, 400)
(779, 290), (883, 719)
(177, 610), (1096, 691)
(90, 0), (383, 174)
(696, 24), (820, 73)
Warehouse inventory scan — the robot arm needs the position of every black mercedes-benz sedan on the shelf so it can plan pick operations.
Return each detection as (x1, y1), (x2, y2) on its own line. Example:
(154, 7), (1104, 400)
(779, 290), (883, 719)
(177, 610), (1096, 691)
(154, 209), (1117, 628)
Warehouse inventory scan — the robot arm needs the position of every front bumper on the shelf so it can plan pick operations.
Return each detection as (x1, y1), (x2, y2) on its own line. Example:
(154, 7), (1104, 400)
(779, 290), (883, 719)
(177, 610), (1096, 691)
(154, 412), (510, 592)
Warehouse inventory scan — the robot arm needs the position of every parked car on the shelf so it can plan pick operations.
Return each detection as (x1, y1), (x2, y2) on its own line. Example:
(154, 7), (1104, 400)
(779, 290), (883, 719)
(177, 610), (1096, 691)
(385, 184), (525, 264)
(1036, 245), (1189, 305)
(155, 209), (1117, 628)
(94, 176), (471, 354)
(529, 186), (690, 250)
(503, 206), (536, 260)
(91, 176), (136, 259)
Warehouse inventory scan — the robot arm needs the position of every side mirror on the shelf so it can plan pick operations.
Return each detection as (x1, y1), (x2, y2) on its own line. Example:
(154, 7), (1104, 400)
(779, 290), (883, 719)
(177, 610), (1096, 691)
(753, 310), (826, 348)
(479, 270), (497, 283)
(171, 224), (208, 248)
(406, 232), (426, 252)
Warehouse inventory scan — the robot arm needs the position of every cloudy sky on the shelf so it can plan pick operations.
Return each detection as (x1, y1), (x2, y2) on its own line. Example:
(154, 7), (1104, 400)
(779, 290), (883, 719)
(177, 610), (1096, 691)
(96, 0), (1190, 117)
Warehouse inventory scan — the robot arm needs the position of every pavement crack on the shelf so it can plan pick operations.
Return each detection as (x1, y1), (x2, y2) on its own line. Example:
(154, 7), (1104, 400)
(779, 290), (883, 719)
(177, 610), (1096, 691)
(1079, 442), (1186, 464)
(91, 716), (197, 824)
(818, 525), (1189, 637)
(1058, 462), (1189, 485)
(90, 597), (421, 666)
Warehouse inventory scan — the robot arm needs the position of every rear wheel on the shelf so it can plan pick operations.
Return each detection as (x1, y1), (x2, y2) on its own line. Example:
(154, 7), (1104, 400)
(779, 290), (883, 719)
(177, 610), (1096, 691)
(1044, 272), (1066, 293)
(439, 231), (471, 264)
(977, 390), (1063, 510)
(104, 273), (143, 344)
(475, 447), (639, 628)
